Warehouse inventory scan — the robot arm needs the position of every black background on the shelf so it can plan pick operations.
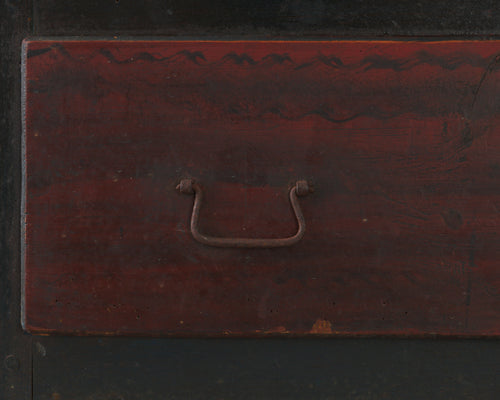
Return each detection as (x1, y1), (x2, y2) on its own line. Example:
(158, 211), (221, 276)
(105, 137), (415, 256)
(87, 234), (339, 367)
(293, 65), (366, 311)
(3, 1), (500, 399)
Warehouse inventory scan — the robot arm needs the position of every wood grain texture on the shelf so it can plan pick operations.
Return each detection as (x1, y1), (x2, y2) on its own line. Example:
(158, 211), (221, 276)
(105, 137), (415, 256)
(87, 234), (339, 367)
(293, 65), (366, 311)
(33, 337), (500, 400)
(0, 1), (32, 399)
(33, 0), (500, 36)
(22, 40), (500, 336)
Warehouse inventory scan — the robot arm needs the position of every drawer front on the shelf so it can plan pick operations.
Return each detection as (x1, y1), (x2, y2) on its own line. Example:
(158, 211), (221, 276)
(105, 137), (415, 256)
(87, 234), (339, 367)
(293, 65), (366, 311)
(23, 40), (500, 336)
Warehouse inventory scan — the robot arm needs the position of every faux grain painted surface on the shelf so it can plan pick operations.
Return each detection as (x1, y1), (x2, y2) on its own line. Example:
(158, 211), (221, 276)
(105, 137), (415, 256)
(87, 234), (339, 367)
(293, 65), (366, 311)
(22, 40), (500, 335)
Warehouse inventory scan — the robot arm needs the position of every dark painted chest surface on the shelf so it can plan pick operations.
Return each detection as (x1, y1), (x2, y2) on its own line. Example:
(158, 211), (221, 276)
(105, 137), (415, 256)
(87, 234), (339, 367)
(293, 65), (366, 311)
(22, 40), (500, 336)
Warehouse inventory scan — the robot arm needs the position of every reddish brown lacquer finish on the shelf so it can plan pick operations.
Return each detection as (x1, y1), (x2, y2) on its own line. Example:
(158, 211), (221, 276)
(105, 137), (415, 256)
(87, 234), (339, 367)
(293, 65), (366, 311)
(22, 40), (500, 336)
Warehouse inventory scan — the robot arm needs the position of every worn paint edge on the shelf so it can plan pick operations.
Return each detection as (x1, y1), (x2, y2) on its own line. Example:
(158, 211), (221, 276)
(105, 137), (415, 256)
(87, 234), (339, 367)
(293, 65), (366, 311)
(20, 38), (500, 44)
(20, 39), (28, 332)
(20, 323), (500, 338)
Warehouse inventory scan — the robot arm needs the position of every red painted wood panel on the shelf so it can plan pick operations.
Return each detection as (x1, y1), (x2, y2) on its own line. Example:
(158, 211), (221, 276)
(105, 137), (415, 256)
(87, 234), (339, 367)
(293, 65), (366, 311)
(22, 40), (500, 336)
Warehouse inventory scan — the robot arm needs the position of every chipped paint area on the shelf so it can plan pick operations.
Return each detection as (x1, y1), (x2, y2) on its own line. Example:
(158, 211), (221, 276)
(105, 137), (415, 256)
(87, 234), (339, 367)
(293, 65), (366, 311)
(310, 319), (333, 334)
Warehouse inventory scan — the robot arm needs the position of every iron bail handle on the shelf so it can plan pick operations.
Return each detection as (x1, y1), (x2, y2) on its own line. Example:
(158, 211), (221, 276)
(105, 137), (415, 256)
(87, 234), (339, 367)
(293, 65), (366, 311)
(177, 179), (313, 248)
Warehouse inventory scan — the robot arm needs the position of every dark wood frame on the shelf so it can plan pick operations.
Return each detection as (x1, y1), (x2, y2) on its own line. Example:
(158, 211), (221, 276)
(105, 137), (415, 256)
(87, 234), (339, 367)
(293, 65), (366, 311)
(4, 1), (500, 398)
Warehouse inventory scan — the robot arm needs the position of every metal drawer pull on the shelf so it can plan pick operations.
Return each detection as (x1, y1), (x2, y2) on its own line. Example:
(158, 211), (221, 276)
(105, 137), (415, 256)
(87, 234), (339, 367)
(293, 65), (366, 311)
(177, 179), (312, 248)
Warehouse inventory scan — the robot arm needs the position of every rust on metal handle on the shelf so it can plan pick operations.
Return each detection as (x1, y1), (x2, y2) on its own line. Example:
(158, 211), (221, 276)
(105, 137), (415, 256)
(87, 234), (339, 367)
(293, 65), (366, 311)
(177, 179), (312, 248)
